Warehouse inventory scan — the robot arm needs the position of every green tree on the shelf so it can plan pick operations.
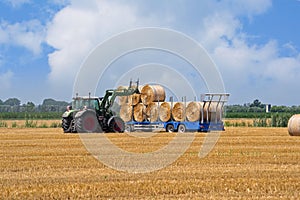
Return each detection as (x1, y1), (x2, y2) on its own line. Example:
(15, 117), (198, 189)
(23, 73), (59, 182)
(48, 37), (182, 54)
(4, 98), (21, 106)
(250, 99), (264, 108)
(26, 102), (35, 112)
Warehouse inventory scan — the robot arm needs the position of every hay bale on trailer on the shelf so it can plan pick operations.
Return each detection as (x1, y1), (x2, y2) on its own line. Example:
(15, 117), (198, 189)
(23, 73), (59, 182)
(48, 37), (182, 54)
(119, 103), (132, 122)
(131, 93), (141, 106)
(133, 103), (146, 122)
(141, 85), (165, 105)
(288, 114), (300, 136)
(159, 102), (172, 122)
(145, 102), (160, 122)
(186, 102), (203, 122)
(117, 86), (132, 105)
(172, 102), (185, 122)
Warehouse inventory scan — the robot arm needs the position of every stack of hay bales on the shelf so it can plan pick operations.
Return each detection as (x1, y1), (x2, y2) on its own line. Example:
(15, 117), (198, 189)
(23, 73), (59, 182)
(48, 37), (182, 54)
(119, 84), (222, 123)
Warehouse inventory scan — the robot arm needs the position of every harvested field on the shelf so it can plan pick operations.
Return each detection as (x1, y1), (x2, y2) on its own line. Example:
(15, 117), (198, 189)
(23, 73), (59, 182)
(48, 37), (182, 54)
(1, 127), (300, 199)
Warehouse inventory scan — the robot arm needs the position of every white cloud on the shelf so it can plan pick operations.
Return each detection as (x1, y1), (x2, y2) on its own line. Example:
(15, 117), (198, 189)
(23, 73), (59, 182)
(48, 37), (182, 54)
(46, 0), (161, 97)
(187, 0), (300, 104)
(0, 71), (13, 91)
(45, 0), (300, 105)
(0, 20), (45, 55)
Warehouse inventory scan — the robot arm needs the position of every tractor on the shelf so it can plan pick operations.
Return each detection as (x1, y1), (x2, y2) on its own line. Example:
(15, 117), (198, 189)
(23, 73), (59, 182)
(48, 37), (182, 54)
(62, 80), (139, 133)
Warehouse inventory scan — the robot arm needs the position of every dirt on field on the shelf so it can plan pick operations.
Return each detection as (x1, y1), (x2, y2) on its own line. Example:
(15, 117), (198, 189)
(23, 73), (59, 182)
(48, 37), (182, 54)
(1, 127), (300, 199)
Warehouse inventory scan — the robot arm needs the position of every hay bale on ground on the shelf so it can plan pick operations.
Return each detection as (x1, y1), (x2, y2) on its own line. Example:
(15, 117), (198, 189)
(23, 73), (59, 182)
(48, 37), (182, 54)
(288, 114), (300, 136)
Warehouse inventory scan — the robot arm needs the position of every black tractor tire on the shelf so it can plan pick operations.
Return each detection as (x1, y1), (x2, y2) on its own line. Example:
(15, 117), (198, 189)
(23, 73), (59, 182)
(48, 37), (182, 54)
(166, 124), (174, 133)
(108, 116), (125, 133)
(62, 117), (73, 133)
(75, 110), (102, 133)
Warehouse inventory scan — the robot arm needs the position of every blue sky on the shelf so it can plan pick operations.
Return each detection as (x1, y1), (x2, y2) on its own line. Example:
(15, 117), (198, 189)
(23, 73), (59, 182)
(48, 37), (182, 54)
(0, 0), (299, 105)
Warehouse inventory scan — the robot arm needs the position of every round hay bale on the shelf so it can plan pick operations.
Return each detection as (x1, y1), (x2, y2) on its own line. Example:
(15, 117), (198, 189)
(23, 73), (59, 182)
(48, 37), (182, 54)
(159, 102), (172, 122)
(119, 103), (132, 122)
(141, 84), (165, 105)
(145, 102), (159, 122)
(288, 114), (300, 136)
(117, 86), (132, 105)
(172, 102), (185, 122)
(186, 102), (203, 122)
(133, 103), (146, 122)
(131, 93), (141, 106)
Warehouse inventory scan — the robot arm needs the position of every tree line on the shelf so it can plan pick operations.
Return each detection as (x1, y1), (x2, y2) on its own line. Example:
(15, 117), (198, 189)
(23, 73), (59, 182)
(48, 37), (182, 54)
(0, 98), (70, 113)
(225, 99), (300, 115)
(0, 98), (299, 121)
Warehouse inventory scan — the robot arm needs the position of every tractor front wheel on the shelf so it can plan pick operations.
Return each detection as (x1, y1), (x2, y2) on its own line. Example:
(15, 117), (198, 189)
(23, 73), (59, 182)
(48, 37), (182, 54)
(62, 117), (73, 133)
(108, 116), (125, 133)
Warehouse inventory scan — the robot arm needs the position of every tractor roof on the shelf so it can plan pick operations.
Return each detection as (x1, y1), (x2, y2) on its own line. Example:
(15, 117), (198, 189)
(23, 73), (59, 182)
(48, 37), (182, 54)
(72, 96), (100, 100)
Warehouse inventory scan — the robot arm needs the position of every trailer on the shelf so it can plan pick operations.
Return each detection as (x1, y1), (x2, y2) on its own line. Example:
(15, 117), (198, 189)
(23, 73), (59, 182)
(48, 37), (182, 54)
(125, 93), (229, 133)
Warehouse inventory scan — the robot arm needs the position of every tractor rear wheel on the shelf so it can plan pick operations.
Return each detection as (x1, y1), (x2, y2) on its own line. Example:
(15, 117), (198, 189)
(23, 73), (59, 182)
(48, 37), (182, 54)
(108, 116), (125, 133)
(75, 110), (102, 133)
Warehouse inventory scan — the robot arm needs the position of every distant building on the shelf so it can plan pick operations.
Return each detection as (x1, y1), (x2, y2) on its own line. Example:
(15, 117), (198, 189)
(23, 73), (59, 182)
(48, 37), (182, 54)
(265, 104), (271, 113)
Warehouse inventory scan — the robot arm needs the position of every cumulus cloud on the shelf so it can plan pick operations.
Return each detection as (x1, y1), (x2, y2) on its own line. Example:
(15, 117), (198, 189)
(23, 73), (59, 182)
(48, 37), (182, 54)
(45, 0), (299, 104)
(0, 20), (45, 55)
(46, 0), (162, 97)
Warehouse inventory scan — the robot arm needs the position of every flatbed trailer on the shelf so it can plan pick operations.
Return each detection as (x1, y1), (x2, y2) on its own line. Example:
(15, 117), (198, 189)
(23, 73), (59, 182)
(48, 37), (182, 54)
(125, 93), (229, 133)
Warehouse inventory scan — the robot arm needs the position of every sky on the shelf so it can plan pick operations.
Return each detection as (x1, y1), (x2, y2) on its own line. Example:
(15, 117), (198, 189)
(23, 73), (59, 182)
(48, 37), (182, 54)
(0, 0), (299, 105)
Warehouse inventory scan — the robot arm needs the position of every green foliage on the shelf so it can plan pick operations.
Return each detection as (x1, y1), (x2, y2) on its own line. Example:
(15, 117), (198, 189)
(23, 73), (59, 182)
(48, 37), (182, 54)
(270, 113), (292, 127)
(0, 112), (61, 120)
(24, 120), (37, 128)
(225, 112), (271, 119)
(50, 122), (60, 128)
(4, 98), (21, 106)
(38, 123), (49, 128)
(0, 121), (7, 128)
(250, 99), (264, 108)
(253, 118), (268, 127)
(11, 122), (17, 128)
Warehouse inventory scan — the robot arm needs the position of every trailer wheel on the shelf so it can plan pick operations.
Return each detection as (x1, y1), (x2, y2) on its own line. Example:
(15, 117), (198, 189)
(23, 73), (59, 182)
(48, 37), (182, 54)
(166, 124), (174, 133)
(177, 124), (186, 133)
(125, 124), (133, 132)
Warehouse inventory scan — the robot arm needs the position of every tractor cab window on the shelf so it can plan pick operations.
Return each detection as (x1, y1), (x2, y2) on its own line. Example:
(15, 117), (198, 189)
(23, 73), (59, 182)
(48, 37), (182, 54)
(93, 99), (100, 111)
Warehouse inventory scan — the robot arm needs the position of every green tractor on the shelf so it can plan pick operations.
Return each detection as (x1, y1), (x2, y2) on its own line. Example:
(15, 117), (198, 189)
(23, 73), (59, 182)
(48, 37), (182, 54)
(62, 81), (139, 133)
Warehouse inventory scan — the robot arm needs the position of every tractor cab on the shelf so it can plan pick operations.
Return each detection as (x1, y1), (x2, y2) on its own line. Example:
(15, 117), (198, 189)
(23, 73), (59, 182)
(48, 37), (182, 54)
(72, 96), (101, 111)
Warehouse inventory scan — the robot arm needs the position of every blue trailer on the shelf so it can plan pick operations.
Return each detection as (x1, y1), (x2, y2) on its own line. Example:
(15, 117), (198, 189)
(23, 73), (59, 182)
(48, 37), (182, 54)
(125, 93), (229, 133)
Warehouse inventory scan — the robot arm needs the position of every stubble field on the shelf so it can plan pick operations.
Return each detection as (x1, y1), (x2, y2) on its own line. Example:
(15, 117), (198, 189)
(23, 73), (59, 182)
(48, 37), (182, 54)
(1, 126), (300, 199)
